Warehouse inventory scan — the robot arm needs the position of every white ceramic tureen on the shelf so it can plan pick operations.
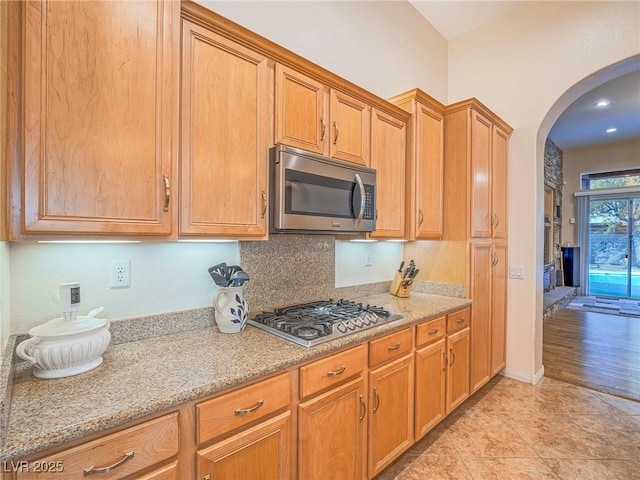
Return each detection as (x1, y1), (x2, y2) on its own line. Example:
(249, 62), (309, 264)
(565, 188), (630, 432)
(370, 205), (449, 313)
(16, 307), (111, 379)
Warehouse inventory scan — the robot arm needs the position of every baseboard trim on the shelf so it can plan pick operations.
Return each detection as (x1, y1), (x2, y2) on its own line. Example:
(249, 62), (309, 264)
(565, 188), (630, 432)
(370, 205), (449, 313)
(502, 366), (545, 385)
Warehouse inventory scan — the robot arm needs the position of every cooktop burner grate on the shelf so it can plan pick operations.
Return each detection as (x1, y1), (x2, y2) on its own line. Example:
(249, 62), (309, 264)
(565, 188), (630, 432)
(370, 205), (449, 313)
(248, 299), (402, 347)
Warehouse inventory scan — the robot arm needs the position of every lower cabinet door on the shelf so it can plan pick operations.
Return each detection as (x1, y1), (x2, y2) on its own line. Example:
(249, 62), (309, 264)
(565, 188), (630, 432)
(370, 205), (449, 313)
(446, 327), (470, 413)
(298, 377), (367, 480)
(197, 412), (292, 480)
(414, 339), (447, 439)
(368, 354), (414, 478)
(133, 461), (178, 480)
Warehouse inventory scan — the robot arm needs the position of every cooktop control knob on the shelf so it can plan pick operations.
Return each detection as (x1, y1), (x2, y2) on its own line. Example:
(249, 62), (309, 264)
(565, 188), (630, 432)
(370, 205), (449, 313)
(337, 323), (347, 333)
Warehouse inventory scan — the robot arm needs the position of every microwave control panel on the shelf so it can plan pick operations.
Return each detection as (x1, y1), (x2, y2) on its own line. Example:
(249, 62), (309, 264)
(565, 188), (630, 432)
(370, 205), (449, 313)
(363, 185), (375, 220)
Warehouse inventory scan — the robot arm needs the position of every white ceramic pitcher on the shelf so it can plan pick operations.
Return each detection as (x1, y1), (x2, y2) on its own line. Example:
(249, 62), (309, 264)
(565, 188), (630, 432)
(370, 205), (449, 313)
(213, 286), (248, 333)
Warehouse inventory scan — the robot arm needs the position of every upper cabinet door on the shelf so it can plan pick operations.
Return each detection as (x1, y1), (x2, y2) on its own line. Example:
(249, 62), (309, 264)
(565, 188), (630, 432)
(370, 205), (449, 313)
(23, 0), (178, 234)
(415, 103), (444, 240)
(492, 126), (509, 239)
(180, 21), (272, 238)
(470, 110), (492, 238)
(275, 64), (327, 155)
(370, 109), (406, 239)
(329, 90), (370, 166)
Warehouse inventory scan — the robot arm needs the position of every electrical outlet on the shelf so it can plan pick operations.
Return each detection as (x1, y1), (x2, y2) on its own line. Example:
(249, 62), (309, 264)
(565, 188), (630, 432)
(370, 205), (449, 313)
(365, 248), (372, 267)
(109, 260), (131, 288)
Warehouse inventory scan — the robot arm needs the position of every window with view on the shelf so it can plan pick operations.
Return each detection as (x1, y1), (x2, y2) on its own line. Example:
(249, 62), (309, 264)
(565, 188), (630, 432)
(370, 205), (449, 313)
(581, 168), (640, 189)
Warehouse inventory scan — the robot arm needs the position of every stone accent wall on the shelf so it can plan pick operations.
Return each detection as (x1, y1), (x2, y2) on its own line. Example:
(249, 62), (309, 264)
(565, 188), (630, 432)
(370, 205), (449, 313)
(544, 139), (563, 266)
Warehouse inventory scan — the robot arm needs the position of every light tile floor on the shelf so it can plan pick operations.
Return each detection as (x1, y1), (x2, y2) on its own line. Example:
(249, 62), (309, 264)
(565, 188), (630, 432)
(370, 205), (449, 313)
(376, 376), (640, 480)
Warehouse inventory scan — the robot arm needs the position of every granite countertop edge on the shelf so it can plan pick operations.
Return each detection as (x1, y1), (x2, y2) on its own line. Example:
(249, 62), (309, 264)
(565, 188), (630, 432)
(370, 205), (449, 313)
(1, 293), (471, 461)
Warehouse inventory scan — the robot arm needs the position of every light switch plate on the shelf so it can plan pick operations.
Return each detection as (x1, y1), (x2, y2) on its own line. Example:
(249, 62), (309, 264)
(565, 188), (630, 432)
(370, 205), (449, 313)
(509, 265), (524, 279)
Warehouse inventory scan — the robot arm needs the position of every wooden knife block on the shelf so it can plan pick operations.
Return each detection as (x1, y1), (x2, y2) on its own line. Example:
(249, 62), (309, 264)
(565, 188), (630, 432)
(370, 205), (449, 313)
(390, 271), (412, 298)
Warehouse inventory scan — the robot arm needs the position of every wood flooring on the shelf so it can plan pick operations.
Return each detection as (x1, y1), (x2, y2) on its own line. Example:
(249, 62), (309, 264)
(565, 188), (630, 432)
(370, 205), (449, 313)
(543, 308), (640, 402)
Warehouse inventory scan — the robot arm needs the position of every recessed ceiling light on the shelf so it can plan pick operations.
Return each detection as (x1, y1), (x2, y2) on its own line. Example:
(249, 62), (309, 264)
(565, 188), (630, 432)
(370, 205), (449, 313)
(606, 127), (617, 133)
(595, 100), (611, 108)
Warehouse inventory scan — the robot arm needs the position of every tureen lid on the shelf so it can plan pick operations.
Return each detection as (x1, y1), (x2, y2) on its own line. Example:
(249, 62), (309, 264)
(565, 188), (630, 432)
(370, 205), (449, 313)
(28, 315), (109, 337)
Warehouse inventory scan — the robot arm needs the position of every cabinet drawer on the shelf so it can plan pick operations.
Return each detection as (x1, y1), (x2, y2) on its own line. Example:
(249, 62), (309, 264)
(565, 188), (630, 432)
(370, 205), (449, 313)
(416, 316), (446, 347)
(197, 372), (291, 445)
(300, 344), (366, 399)
(447, 308), (471, 333)
(17, 413), (179, 480)
(369, 328), (413, 368)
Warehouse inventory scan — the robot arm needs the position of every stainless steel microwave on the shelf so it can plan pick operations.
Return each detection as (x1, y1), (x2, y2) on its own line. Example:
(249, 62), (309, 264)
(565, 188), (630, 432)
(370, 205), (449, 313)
(269, 145), (376, 233)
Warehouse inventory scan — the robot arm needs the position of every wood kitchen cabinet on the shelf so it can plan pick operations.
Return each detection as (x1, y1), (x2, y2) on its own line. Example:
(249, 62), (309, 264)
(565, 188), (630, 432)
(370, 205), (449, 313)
(367, 328), (414, 477)
(389, 89), (445, 240)
(16, 413), (179, 480)
(414, 316), (447, 440)
(196, 372), (293, 480)
(368, 355), (414, 477)
(197, 412), (292, 480)
(369, 108), (407, 239)
(298, 345), (367, 480)
(298, 377), (367, 480)
(446, 322), (470, 413)
(180, 20), (271, 238)
(275, 64), (371, 166)
(19, 0), (178, 235)
(445, 102), (511, 240)
(470, 240), (508, 392)
(445, 309), (471, 413)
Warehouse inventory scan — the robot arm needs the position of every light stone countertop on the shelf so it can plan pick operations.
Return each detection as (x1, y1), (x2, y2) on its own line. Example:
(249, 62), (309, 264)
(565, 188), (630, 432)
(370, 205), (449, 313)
(1, 292), (471, 461)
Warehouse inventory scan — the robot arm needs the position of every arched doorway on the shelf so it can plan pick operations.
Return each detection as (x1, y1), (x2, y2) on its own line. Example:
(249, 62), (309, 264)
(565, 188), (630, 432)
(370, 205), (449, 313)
(537, 54), (640, 399)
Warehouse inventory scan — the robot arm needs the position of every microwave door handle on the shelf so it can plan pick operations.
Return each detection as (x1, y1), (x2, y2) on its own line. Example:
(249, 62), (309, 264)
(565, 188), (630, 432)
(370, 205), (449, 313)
(354, 173), (366, 226)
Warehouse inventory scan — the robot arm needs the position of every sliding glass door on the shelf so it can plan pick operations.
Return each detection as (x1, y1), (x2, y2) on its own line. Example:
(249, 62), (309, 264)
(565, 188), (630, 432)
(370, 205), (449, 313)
(588, 196), (640, 298)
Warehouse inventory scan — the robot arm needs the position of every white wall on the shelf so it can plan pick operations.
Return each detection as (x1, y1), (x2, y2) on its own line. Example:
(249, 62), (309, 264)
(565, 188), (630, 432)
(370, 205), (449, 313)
(449, 1), (640, 382)
(10, 242), (238, 333)
(335, 241), (403, 287)
(197, 0), (448, 103)
(562, 138), (640, 246)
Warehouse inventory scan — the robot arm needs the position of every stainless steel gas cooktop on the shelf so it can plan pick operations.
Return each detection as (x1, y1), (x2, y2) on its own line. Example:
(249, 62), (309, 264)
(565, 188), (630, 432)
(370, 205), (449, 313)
(248, 299), (403, 347)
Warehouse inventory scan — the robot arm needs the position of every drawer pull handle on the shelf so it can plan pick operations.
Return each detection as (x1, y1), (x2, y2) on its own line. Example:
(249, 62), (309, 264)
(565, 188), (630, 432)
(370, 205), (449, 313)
(163, 175), (170, 212)
(320, 117), (327, 141)
(333, 121), (339, 144)
(428, 329), (439, 335)
(359, 394), (366, 421)
(261, 191), (267, 218)
(234, 399), (264, 416)
(450, 348), (456, 366)
(373, 387), (380, 413)
(456, 318), (465, 324)
(442, 352), (447, 371)
(83, 451), (134, 475)
(327, 365), (346, 377)
(387, 343), (401, 351)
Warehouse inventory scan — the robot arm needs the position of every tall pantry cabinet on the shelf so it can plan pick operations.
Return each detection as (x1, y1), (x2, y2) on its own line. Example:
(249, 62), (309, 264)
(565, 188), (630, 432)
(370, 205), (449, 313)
(443, 99), (512, 393)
